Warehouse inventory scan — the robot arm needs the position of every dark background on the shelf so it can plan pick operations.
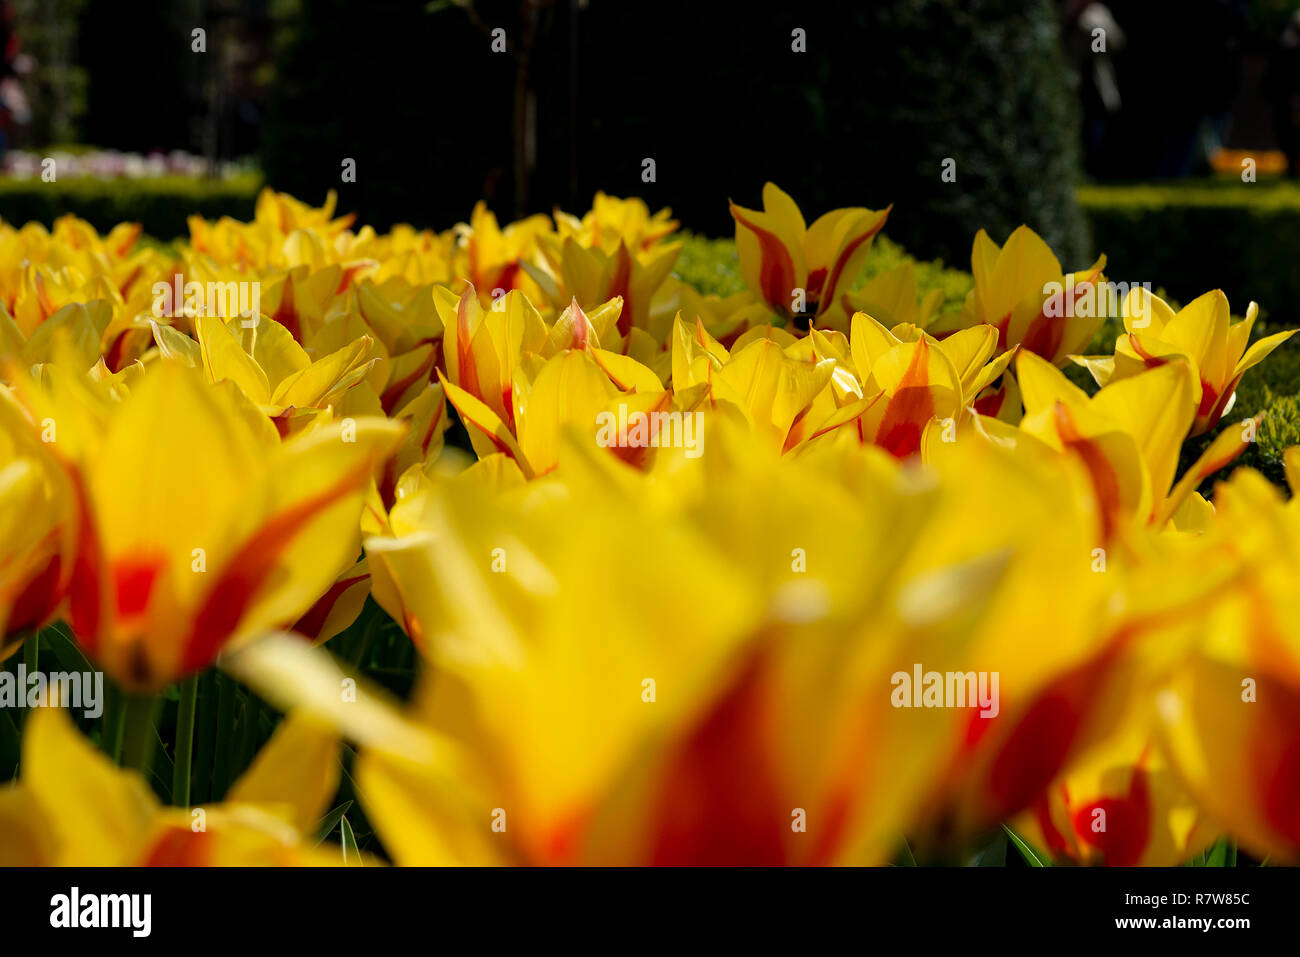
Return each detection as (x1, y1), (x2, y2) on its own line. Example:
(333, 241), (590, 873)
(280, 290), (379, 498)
(6, 0), (1300, 268)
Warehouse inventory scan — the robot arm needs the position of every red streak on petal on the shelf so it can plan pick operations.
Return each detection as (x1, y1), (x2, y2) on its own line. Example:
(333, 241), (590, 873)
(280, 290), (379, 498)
(874, 339), (935, 458)
(466, 238), (482, 288)
(1201, 373), (1242, 432)
(336, 261), (374, 294)
(817, 209), (888, 315)
(272, 273), (301, 342)
(103, 329), (130, 374)
(381, 346), (436, 415)
(1197, 379), (1220, 418)
(985, 653), (1113, 822)
(422, 390), (448, 455)
(271, 408), (295, 439)
(987, 695), (1080, 821)
(455, 287), (481, 400)
(112, 553), (165, 619)
(1020, 314), (1066, 364)
(650, 657), (787, 865)
(1073, 767), (1152, 867)
(499, 384), (516, 432)
(291, 573), (368, 641)
(1253, 679), (1300, 849)
(609, 244), (633, 337)
(33, 270), (55, 319)
(1128, 334), (1167, 369)
(402, 611), (425, 650)
(1033, 790), (1072, 859)
(539, 807), (588, 866)
(183, 471), (367, 674)
(494, 260), (520, 293)
(141, 827), (213, 866)
(67, 472), (104, 652)
(730, 204), (797, 318)
(118, 263), (143, 299)
(114, 225), (142, 258)
(1053, 401), (1121, 541)
(972, 386), (1006, 418)
(1021, 270), (1103, 361)
(9, 551), (63, 633)
(994, 315), (1011, 351)
(805, 267), (827, 307)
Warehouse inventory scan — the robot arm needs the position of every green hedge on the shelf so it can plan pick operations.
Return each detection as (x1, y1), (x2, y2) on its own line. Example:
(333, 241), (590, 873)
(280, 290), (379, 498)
(846, 0), (1090, 267)
(1079, 180), (1300, 488)
(1079, 181), (1300, 323)
(0, 174), (263, 240)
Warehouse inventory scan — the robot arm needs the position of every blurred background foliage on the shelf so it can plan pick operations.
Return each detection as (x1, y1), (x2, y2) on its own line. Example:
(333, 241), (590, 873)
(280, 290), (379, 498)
(0, 0), (1091, 263)
(11, 0), (87, 145)
(256, 0), (1089, 265)
(2, 0), (1297, 271)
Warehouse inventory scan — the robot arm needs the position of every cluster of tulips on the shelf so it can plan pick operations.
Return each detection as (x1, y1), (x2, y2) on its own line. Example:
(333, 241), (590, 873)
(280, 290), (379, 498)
(1, 183), (1298, 866)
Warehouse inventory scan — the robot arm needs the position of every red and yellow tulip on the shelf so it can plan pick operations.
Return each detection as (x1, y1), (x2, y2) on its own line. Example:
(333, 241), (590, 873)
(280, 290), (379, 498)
(1074, 288), (1297, 436)
(730, 183), (890, 333)
(0, 706), (344, 866)
(8, 361), (402, 689)
(945, 225), (1106, 366)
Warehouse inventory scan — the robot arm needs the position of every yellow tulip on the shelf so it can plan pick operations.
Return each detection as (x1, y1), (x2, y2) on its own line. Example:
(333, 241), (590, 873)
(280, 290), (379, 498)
(673, 283), (769, 347)
(950, 225), (1106, 366)
(452, 201), (551, 304)
(152, 315), (377, 434)
(525, 233), (681, 346)
(730, 182), (890, 332)
(553, 191), (679, 251)
(12, 361), (402, 689)
(353, 421), (1126, 863)
(1154, 450), (1300, 862)
(357, 430), (927, 863)
(1019, 734), (1217, 866)
(0, 387), (73, 656)
(1014, 351), (1256, 539)
(438, 292), (668, 477)
(1079, 288), (1296, 436)
(0, 706), (344, 866)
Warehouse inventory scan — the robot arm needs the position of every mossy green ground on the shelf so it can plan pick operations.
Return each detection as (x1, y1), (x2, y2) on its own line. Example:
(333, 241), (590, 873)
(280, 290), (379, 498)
(673, 232), (1300, 493)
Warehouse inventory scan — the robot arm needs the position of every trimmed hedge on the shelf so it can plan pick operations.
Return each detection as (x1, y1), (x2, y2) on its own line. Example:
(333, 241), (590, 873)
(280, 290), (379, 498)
(1079, 180), (1300, 487)
(0, 174), (263, 240)
(1079, 181), (1300, 323)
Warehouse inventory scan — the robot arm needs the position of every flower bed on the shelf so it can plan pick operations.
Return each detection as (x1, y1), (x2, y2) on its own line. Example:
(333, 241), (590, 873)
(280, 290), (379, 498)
(0, 186), (1297, 866)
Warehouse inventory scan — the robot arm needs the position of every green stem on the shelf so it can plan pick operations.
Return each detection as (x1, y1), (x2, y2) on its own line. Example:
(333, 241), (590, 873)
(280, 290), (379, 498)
(120, 693), (159, 775)
(1227, 839), (1238, 868)
(22, 631), (37, 677)
(193, 671), (216, 804)
(106, 684), (127, 762)
(211, 673), (235, 799)
(349, 609), (378, 670)
(19, 632), (37, 730)
(172, 675), (198, 806)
